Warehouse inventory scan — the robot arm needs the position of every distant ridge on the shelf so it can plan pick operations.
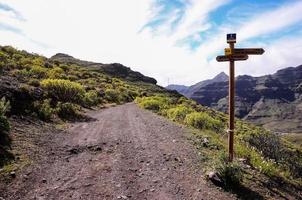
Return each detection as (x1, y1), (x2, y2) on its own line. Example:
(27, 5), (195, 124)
(166, 72), (228, 97)
(51, 53), (157, 84)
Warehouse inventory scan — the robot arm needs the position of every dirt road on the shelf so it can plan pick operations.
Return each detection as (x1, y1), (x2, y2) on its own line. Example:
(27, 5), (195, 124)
(2, 103), (234, 200)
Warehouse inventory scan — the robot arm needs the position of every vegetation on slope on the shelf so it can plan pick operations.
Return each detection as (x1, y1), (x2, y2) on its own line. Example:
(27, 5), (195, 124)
(136, 95), (302, 197)
(0, 45), (167, 168)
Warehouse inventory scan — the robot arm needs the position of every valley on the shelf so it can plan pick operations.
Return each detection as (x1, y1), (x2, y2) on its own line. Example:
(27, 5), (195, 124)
(167, 66), (302, 134)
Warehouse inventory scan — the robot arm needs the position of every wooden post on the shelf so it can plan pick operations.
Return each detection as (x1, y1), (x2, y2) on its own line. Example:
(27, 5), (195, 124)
(216, 33), (264, 162)
(228, 42), (235, 162)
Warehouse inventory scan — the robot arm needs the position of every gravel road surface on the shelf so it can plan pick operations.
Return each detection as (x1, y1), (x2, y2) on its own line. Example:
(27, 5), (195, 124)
(2, 103), (235, 200)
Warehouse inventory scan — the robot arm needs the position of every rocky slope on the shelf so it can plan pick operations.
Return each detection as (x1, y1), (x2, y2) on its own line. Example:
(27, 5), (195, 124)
(167, 66), (302, 133)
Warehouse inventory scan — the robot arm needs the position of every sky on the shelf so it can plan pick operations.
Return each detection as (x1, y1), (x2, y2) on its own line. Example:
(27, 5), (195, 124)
(0, 0), (302, 86)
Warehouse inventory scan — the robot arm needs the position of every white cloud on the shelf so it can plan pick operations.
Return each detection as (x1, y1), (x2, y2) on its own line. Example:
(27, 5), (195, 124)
(236, 36), (302, 76)
(238, 1), (302, 40)
(0, 0), (301, 87)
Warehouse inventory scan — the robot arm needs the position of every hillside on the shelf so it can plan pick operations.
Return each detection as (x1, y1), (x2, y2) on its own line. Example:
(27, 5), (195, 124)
(50, 53), (157, 84)
(0, 45), (170, 170)
(168, 66), (302, 134)
(0, 46), (301, 199)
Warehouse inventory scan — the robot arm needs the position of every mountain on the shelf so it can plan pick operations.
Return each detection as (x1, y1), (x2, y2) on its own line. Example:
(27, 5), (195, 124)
(185, 66), (302, 133)
(188, 72), (228, 97)
(51, 53), (157, 84)
(166, 84), (188, 94)
(166, 72), (229, 97)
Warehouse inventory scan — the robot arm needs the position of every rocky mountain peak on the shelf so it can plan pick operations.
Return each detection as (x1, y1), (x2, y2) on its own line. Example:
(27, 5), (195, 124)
(213, 72), (228, 82)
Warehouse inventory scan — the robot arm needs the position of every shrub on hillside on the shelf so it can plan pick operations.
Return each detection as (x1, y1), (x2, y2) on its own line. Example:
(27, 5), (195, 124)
(28, 78), (40, 87)
(139, 99), (161, 111)
(47, 67), (64, 79)
(247, 132), (302, 178)
(128, 90), (139, 100)
(185, 112), (223, 131)
(83, 90), (100, 107)
(41, 79), (85, 103)
(104, 89), (120, 103)
(167, 105), (194, 122)
(34, 99), (55, 121)
(216, 153), (243, 188)
(0, 97), (10, 135)
(118, 92), (132, 103)
(56, 102), (81, 120)
(137, 96), (171, 112)
(29, 65), (47, 79)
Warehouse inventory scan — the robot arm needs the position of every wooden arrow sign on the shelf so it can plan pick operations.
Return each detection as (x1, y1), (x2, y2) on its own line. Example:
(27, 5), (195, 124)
(216, 54), (248, 62)
(233, 48), (264, 55)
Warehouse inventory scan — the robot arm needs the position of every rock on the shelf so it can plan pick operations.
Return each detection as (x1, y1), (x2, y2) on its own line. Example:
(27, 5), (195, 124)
(152, 179), (159, 183)
(202, 138), (209, 147)
(42, 178), (47, 183)
(88, 145), (102, 152)
(150, 188), (155, 192)
(138, 172), (144, 177)
(139, 189), (147, 193)
(208, 171), (223, 187)
(117, 195), (128, 199)
(238, 158), (247, 163)
(68, 148), (80, 155)
(10, 171), (16, 178)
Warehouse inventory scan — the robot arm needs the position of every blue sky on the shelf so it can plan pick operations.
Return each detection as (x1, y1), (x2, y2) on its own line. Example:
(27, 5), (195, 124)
(0, 0), (302, 86)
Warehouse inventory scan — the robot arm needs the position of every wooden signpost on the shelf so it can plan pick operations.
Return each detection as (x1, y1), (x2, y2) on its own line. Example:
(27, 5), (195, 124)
(216, 33), (264, 162)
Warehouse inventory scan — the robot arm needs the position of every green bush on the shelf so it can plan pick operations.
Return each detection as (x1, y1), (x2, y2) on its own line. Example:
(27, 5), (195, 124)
(56, 102), (80, 119)
(185, 112), (223, 131)
(0, 61), (5, 74)
(83, 90), (99, 107)
(117, 88), (136, 103)
(139, 99), (161, 111)
(28, 78), (40, 87)
(167, 105), (193, 122)
(247, 132), (302, 177)
(214, 152), (243, 188)
(41, 79), (85, 103)
(34, 99), (55, 121)
(47, 67), (64, 79)
(128, 90), (139, 99)
(0, 97), (10, 135)
(29, 65), (47, 78)
(104, 89), (119, 103)
(216, 161), (243, 188)
(137, 96), (171, 112)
